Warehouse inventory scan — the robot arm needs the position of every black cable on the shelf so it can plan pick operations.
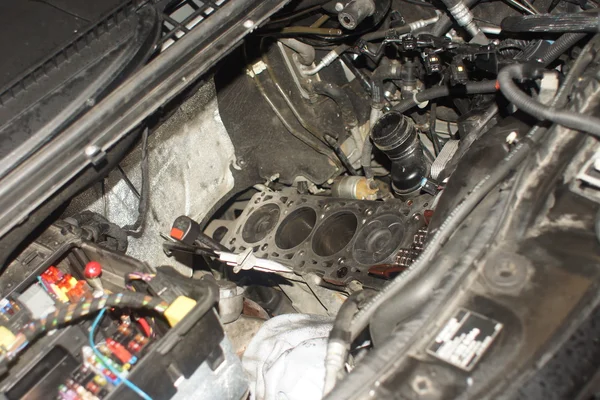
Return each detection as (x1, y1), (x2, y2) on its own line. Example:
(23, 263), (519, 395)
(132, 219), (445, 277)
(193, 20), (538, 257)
(317, 23), (413, 65)
(340, 54), (373, 95)
(163, 241), (218, 257)
(266, 4), (324, 26)
(116, 165), (140, 199)
(361, 24), (412, 42)
(325, 134), (360, 176)
(391, 80), (498, 114)
(361, 136), (374, 180)
(195, 233), (229, 252)
(123, 127), (150, 236)
(502, 12), (600, 33)
(497, 63), (600, 137)
(429, 102), (442, 156)
(539, 32), (588, 66)
(22, 292), (170, 343)
(400, 0), (436, 7)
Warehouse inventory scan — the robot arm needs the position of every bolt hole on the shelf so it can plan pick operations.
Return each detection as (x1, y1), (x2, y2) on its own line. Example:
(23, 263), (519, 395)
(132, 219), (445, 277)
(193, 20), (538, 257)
(499, 269), (513, 278)
(337, 266), (348, 278)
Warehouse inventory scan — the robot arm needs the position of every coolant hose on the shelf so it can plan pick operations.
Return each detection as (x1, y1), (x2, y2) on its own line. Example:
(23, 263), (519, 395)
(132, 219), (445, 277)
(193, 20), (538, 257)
(502, 12), (600, 33)
(497, 63), (600, 137)
(391, 80), (498, 114)
(323, 291), (364, 395)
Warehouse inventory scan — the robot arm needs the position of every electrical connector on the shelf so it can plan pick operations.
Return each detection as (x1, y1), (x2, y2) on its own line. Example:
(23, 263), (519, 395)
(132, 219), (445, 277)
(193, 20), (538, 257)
(164, 296), (196, 327)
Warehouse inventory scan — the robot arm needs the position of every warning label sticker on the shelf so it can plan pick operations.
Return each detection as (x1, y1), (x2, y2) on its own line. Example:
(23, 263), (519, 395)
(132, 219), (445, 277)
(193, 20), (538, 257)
(427, 308), (503, 371)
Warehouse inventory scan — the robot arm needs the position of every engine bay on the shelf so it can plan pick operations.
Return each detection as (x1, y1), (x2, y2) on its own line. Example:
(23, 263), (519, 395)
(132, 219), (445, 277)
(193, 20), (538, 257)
(1, 0), (600, 399)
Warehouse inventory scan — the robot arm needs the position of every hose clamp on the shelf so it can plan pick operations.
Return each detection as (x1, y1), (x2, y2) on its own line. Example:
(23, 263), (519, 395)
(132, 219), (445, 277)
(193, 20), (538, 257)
(413, 91), (429, 109)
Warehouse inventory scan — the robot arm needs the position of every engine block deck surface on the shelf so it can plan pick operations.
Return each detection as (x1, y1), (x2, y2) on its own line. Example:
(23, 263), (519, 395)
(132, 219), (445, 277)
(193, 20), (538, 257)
(221, 190), (428, 288)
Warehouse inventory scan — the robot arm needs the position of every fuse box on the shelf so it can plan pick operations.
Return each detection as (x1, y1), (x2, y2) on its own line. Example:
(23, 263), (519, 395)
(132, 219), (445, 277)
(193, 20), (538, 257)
(0, 221), (241, 400)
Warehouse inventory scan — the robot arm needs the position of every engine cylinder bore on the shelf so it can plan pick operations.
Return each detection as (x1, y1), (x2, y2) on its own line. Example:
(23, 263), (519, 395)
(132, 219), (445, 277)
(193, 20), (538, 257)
(352, 214), (405, 265)
(371, 111), (429, 197)
(242, 204), (281, 243)
(312, 212), (358, 257)
(275, 207), (317, 250)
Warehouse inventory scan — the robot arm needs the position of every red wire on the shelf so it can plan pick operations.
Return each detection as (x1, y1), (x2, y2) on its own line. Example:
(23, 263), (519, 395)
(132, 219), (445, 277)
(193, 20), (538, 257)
(137, 318), (152, 337)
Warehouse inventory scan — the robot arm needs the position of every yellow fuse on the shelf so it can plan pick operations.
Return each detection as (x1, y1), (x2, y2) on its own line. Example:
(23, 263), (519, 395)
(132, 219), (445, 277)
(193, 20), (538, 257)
(164, 296), (197, 327)
(0, 326), (16, 350)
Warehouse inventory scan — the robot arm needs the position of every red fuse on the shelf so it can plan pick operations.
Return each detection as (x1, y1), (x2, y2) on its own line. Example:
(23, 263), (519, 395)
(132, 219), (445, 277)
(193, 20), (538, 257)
(41, 266), (63, 284)
(117, 324), (132, 337)
(85, 381), (100, 395)
(127, 340), (142, 353)
(66, 281), (91, 303)
(57, 274), (75, 290)
(106, 338), (136, 365)
(134, 334), (149, 346)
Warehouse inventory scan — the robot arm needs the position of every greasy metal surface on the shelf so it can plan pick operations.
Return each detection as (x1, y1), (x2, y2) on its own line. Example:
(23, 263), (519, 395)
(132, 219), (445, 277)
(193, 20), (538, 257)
(223, 315), (266, 357)
(218, 189), (428, 288)
(66, 81), (235, 271)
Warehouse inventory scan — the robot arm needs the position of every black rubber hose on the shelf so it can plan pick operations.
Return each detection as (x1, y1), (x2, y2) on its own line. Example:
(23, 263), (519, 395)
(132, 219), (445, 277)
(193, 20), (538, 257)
(329, 291), (364, 344)
(312, 81), (359, 129)
(371, 112), (429, 195)
(498, 63), (600, 137)
(324, 291), (365, 394)
(391, 80), (498, 114)
(539, 32), (588, 66)
(502, 12), (600, 33)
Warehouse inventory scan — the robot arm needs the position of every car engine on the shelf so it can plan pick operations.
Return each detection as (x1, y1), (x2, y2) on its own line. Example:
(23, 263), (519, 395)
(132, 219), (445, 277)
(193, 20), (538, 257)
(1, 0), (600, 399)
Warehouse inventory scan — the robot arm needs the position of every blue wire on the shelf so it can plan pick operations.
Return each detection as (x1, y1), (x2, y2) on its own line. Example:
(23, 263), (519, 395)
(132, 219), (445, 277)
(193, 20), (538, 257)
(89, 308), (153, 400)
